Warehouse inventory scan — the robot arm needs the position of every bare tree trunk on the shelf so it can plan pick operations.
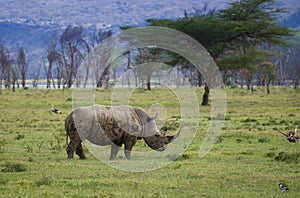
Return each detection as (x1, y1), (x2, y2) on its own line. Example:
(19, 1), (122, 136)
(240, 70), (244, 88)
(17, 46), (28, 89)
(202, 83), (209, 106)
(127, 51), (131, 87)
(266, 80), (270, 94)
(146, 75), (151, 91)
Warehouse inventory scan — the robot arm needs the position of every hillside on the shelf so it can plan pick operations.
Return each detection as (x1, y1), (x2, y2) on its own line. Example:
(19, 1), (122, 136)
(0, 0), (299, 76)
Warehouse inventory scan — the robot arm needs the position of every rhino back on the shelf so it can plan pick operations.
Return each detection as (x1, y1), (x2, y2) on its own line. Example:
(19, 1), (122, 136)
(69, 105), (144, 145)
(94, 105), (143, 139)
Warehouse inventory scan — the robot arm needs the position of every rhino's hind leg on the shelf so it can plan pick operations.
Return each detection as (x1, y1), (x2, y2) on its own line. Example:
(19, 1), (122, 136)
(110, 143), (121, 160)
(76, 143), (87, 160)
(66, 141), (80, 159)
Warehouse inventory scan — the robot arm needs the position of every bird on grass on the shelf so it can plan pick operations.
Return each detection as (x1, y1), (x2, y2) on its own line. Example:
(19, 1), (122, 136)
(51, 104), (62, 114)
(279, 183), (289, 192)
(276, 126), (299, 143)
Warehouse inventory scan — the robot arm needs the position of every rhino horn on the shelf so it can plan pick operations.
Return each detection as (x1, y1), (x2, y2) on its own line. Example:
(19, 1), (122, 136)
(161, 128), (167, 136)
(166, 127), (181, 143)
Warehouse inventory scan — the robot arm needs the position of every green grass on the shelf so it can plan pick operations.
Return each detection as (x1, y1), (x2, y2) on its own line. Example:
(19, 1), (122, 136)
(0, 87), (300, 197)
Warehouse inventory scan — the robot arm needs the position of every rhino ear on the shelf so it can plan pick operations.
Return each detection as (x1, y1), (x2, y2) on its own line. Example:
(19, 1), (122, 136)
(150, 113), (158, 121)
(133, 107), (149, 123)
(146, 113), (158, 122)
(134, 107), (158, 123)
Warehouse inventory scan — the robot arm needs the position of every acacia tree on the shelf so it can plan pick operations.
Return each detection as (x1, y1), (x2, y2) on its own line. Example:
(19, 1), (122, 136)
(148, 0), (292, 96)
(217, 0), (292, 92)
(147, 7), (230, 104)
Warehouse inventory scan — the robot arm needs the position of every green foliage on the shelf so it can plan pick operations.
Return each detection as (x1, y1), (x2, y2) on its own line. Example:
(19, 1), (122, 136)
(146, 0), (293, 89)
(274, 152), (300, 163)
(35, 176), (52, 186)
(1, 162), (27, 172)
(14, 134), (25, 140)
(258, 137), (270, 143)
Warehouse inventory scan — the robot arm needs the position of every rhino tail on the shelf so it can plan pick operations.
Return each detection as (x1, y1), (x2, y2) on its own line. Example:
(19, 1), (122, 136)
(65, 116), (69, 147)
(65, 112), (74, 147)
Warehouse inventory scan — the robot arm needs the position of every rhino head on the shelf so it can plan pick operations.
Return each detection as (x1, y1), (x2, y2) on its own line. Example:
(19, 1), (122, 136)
(133, 107), (181, 151)
(143, 128), (181, 151)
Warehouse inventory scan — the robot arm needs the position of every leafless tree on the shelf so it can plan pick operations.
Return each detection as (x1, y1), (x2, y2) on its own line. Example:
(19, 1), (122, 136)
(47, 50), (63, 88)
(91, 30), (113, 88)
(0, 41), (11, 90)
(31, 61), (42, 88)
(60, 25), (87, 88)
(16, 46), (28, 88)
(10, 63), (18, 92)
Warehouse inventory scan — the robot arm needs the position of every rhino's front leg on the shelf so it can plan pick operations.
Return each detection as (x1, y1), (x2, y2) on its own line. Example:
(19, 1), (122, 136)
(124, 135), (137, 160)
(110, 143), (121, 160)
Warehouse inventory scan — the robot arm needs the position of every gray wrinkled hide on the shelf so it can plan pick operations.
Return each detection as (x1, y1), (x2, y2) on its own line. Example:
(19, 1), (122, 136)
(72, 105), (158, 143)
(65, 105), (177, 160)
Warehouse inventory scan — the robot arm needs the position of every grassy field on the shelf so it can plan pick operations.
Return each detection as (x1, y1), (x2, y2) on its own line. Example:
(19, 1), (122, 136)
(0, 87), (300, 197)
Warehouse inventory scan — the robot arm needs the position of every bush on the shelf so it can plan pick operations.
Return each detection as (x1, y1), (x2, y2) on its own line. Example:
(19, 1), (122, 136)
(242, 118), (259, 123)
(35, 176), (52, 186)
(258, 137), (270, 143)
(175, 154), (190, 161)
(14, 134), (25, 140)
(274, 152), (300, 163)
(0, 177), (9, 185)
(2, 162), (27, 172)
(0, 140), (6, 152)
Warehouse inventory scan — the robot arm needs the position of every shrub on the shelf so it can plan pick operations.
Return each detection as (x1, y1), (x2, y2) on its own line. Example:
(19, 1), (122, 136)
(0, 177), (8, 185)
(242, 118), (258, 123)
(265, 152), (276, 158)
(236, 139), (242, 143)
(0, 140), (6, 152)
(14, 134), (25, 140)
(176, 154), (190, 161)
(274, 152), (300, 163)
(35, 176), (52, 186)
(2, 162), (27, 172)
(258, 137), (270, 143)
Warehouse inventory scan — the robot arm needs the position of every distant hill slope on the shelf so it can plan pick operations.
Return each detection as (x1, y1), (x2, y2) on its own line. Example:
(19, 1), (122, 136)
(0, 22), (51, 59)
(0, 0), (299, 70)
(280, 8), (300, 28)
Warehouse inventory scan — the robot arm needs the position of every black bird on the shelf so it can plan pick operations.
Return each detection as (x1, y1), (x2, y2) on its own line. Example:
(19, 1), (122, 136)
(51, 104), (62, 114)
(279, 183), (289, 192)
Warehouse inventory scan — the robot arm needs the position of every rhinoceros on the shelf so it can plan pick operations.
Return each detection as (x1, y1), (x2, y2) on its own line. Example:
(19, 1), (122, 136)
(65, 105), (180, 160)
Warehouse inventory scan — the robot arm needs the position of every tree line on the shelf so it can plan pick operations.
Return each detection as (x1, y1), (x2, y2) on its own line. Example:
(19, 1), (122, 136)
(0, 0), (299, 93)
